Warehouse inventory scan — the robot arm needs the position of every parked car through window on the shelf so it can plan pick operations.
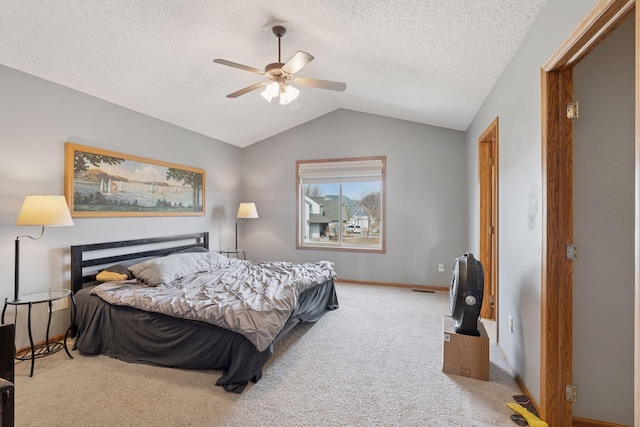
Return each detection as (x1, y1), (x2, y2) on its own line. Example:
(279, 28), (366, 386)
(345, 225), (362, 234)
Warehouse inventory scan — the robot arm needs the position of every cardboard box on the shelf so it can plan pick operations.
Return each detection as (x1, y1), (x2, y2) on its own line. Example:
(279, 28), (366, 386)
(442, 315), (489, 381)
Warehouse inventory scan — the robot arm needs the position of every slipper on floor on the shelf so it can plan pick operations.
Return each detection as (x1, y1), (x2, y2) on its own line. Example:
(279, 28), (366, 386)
(513, 394), (539, 417)
(507, 403), (548, 427)
(511, 413), (528, 426)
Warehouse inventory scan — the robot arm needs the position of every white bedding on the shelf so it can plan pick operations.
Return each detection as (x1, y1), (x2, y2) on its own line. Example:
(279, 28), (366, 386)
(91, 255), (336, 351)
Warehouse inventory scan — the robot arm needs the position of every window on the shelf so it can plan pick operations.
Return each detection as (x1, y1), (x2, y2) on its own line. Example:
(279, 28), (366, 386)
(296, 156), (385, 252)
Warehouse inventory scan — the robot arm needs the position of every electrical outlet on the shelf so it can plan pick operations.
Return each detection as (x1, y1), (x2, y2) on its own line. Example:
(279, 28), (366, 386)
(508, 315), (514, 333)
(438, 263), (445, 272)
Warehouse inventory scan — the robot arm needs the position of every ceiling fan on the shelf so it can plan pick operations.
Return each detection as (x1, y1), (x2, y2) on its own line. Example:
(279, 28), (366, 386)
(213, 26), (346, 105)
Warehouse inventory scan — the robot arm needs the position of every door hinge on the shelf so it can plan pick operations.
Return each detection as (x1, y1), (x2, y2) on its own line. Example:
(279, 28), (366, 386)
(489, 225), (495, 235)
(566, 243), (577, 261)
(488, 294), (495, 305)
(567, 101), (579, 119)
(565, 384), (577, 402)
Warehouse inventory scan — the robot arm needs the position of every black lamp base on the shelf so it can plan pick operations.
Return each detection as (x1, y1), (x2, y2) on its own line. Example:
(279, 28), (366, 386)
(14, 238), (20, 302)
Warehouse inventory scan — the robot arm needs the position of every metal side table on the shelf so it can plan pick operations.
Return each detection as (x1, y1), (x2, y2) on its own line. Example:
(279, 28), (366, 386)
(220, 249), (246, 260)
(1, 289), (76, 377)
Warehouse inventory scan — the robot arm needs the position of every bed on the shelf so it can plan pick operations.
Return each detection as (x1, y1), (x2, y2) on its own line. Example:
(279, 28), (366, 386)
(70, 232), (339, 393)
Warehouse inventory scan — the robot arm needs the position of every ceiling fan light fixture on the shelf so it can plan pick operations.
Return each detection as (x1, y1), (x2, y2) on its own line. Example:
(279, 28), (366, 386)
(214, 25), (346, 102)
(266, 82), (280, 97)
(260, 82), (280, 102)
(279, 84), (299, 106)
(260, 90), (273, 103)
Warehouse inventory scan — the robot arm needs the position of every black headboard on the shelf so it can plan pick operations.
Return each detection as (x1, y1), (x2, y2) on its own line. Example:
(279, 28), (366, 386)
(70, 232), (209, 294)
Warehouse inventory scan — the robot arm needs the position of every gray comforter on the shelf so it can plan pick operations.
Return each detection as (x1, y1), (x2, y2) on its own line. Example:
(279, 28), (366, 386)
(91, 253), (336, 351)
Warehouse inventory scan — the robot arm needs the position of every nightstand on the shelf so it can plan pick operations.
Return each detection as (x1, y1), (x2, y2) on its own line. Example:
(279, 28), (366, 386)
(1, 289), (76, 377)
(220, 249), (246, 260)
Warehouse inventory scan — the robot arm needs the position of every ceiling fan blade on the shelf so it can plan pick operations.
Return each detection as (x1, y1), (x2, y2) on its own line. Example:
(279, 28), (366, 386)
(226, 82), (269, 98)
(282, 51), (314, 74)
(294, 77), (347, 92)
(214, 59), (265, 75)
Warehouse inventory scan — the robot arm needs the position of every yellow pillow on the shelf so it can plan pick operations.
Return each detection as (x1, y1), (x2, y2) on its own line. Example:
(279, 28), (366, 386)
(96, 270), (130, 282)
(96, 263), (135, 282)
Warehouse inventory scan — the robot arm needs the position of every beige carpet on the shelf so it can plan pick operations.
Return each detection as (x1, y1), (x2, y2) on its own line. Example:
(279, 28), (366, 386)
(13, 282), (522, 426)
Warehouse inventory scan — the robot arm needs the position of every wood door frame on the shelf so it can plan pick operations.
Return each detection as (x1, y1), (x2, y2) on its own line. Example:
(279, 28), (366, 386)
(636, 6), (640, 426)
(479, 117), (499, 321)
(540, 1), (638, 425)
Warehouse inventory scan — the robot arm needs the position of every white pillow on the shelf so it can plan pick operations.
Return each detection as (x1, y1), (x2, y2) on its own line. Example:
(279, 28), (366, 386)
(128, 252), (223, 286)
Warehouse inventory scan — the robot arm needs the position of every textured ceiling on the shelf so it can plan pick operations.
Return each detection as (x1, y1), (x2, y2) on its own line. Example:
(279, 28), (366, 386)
(0, 0), (548, 147)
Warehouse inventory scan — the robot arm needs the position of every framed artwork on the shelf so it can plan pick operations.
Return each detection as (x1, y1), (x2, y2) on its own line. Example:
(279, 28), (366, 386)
(64, 142), (205, 217)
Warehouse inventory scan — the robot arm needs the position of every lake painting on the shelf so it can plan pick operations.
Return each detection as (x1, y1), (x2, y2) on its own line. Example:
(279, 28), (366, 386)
(65, 143), (205, 217)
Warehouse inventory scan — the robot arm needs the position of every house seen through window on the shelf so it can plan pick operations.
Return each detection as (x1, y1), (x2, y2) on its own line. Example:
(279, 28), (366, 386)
(296, 157), (385, 253)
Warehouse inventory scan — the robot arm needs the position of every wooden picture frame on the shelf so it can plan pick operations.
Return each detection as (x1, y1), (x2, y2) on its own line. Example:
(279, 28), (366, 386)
(64, 143), (205, 217)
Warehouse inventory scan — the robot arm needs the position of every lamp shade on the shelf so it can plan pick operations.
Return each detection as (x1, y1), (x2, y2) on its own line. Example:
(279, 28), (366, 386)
(16, 195), (74, 226)
(236, 202), (258, 219)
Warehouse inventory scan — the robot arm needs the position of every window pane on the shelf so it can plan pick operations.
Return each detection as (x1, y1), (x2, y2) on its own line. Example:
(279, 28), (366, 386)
(342, 181), (382, 248)
(297, 156), (385, 253)
(302, 183), (340, 245)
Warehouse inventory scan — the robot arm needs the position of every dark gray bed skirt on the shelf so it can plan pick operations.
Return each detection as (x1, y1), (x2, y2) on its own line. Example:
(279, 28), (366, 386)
(73, 278), (339, 393)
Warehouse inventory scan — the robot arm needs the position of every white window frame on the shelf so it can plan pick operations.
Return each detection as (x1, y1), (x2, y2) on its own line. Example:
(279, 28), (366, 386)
(296, 156), (386, 253)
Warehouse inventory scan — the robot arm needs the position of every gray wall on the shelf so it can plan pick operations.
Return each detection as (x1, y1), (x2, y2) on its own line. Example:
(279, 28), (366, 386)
(464, 0), (600, 406)
(0, 64), (243, 347)
(241, 109), (468, 287)
(572, 18), (635, 425)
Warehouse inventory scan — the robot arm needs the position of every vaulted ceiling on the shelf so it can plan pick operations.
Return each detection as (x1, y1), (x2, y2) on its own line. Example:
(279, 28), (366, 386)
(0, 0), (548, 147)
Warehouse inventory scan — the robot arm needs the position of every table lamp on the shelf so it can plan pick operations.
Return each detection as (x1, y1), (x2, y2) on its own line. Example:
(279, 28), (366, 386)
(235, 202), (258, 250)
(14, 195), (74, 301)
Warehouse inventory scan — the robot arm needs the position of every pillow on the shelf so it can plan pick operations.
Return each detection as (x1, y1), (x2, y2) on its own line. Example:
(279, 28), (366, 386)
(208, 251), (236, 269)
(128, 252), (218, 286)
(171, 246), (210, 254)
(96, 270), (129, 282)
(96, 263), (135, 282)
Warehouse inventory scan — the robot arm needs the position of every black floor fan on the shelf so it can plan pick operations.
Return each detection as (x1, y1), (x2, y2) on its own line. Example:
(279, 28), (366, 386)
(449, 253), (484, 336)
